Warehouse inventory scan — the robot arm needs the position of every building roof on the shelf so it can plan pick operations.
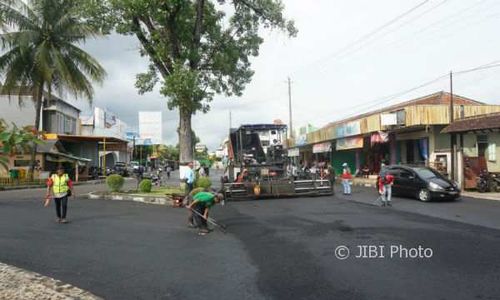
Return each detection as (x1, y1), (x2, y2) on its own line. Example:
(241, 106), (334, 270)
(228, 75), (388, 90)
(55, 134), (128, 144)
(442, 112), (500, 133)
(322, 91), (486, 129)
(37, 140), (90, 162)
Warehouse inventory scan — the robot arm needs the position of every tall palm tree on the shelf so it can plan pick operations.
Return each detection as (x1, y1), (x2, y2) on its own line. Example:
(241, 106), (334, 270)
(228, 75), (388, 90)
(0, 0), (106, 178)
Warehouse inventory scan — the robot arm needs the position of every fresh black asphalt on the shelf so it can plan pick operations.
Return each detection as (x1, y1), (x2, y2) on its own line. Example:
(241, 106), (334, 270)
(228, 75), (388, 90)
(1, 182), (500, 300)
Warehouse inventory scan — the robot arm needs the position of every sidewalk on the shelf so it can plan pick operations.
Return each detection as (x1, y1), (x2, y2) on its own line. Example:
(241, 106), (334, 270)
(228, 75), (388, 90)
(462, 191), (500, 201)
(0, 262), (101, 300)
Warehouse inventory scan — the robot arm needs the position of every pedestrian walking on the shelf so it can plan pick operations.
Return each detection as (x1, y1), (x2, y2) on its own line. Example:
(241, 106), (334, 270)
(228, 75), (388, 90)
(166, 165), (172, 179)
(183, 162), (195, 195)
(379, 162), (394, 206)
(45, 167), (74, 224)
(341, 163), (352, 195)
(187, 191), (224, 235)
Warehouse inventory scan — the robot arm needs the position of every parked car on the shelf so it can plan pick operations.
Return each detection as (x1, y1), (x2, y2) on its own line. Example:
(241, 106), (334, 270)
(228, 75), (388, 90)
(113, 162), (129, 177)
(382, 165), (460, 202)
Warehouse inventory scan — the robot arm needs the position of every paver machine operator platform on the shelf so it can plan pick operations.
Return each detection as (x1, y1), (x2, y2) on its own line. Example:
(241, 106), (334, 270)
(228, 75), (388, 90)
(222, 124), (333, 200)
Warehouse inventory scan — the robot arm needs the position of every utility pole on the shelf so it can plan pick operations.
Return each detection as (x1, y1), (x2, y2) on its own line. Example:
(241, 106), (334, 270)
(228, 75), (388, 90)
(229, 110), (232, 132)
(132, 135), (136, 161)
(449, 71), (455, 181)
(287, 77), (294, 139)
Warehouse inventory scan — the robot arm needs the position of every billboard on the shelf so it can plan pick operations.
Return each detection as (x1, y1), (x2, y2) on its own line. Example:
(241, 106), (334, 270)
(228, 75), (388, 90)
(139, 111), (162, 145)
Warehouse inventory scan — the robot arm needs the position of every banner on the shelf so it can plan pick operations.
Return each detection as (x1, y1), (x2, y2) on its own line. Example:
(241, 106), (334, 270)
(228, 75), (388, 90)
(336, 121), (361, 138)
(371, 131), (389, 145)
(313, 142), (332, 153)
(336, 137), (364, 150)
(287, 148), (300, 157)
(381, 113), (397, 126)
(295, 134), (307, 146)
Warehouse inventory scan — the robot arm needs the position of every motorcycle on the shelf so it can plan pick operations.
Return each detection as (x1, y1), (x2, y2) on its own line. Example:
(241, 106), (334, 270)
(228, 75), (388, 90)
(477, 170), (500, 193)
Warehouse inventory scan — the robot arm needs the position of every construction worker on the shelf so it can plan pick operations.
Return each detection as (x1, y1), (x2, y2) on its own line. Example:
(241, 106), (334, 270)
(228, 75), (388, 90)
(45, 167), (74, 223)
(379, 162), (395, 206)
(341, 163), (353, 195)
(187, 191), (224, 235)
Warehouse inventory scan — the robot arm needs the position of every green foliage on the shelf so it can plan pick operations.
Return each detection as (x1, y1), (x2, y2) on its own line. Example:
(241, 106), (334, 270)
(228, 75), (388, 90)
(0, 120), (43, 170)
(195, 176), (212, 189)
(106, 174), (125, 192)
(80, 0), (296, 163)
(139, 179), (153, 193)
(0, 0), (106, 174)
(0, 0), (107, 100)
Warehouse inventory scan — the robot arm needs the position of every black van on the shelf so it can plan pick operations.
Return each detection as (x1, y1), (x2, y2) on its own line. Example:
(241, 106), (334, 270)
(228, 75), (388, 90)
(383, 165), (460, 202)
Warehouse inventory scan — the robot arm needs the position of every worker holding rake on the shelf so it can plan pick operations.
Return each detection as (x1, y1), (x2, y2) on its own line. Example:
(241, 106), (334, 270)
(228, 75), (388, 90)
(187, 191), (224, 235)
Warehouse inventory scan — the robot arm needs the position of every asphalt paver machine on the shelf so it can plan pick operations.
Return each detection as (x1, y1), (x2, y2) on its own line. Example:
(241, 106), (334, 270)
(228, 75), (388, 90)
(221, 124), (334, 200)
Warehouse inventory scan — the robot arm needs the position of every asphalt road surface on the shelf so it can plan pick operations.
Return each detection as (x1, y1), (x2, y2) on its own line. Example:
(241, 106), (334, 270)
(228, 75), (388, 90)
(1, 180), (500, 300)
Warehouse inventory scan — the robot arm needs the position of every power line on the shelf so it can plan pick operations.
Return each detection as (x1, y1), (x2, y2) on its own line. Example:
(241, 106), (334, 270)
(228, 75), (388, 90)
(318, 0), (450, 70)
(384, 0), (495, 50)
(291, 0), (431, 77)
(312, 60), (500, 125)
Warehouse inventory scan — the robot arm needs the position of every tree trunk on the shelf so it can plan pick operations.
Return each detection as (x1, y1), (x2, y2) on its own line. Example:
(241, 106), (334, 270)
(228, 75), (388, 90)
(178, 108), (193, 165)
(29, 86), (43, 180)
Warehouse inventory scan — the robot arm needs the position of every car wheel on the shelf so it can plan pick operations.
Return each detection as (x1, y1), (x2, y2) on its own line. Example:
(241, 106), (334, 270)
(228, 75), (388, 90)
(417, 189), (431, 202)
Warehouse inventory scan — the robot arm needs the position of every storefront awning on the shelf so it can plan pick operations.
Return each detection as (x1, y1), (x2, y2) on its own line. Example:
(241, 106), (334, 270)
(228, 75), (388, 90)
(46, 153), (91, 165)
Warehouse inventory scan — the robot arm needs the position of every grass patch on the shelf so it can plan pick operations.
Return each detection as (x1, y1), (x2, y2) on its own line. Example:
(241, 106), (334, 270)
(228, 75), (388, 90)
(131, 186), (184, 196)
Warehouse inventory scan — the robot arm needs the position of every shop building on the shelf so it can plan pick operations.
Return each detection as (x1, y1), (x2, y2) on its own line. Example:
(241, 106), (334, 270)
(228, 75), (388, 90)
(287, 91), (500, 181)
(442, 112), (500, 189)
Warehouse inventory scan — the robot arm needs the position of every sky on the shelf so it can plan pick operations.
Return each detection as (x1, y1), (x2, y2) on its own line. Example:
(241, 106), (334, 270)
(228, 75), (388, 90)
(73, 0), (500, 150)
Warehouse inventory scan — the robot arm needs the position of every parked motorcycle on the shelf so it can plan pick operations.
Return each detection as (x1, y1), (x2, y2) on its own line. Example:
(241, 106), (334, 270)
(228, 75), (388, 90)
(477, 170), (500, 193)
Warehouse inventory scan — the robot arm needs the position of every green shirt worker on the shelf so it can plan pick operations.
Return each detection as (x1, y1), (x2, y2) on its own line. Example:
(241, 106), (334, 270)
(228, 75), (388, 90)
(187, 192), (223, 235)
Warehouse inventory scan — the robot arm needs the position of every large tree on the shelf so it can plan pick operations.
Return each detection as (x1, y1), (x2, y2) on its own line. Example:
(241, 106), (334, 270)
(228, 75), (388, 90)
(82, 0), (296, 165)
(0, 0), (106, 177)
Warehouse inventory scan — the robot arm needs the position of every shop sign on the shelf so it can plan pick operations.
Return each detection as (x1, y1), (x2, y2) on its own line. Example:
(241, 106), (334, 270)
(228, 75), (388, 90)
(336, 137), (364, 150)
(313, 142), (332, 153)
(288, 148), (300, 157)
(336, 121), (361, 138)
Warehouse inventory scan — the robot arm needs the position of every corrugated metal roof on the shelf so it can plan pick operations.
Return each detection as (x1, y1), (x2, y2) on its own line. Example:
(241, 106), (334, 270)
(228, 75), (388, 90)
(442, 112), (500, 133)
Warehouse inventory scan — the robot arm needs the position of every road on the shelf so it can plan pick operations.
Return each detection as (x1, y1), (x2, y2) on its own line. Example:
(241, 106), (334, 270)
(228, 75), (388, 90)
(1, 178), (500, 299)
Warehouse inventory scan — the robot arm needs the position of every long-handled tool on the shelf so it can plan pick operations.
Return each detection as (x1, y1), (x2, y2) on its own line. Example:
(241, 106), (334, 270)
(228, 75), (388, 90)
(187, 207), (227, 233)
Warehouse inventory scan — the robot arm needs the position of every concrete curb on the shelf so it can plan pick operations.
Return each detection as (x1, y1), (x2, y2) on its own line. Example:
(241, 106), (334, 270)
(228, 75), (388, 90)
(0, 178), (134, 191)
(87, 191), (175, 206)
(0, 262), (102, 300)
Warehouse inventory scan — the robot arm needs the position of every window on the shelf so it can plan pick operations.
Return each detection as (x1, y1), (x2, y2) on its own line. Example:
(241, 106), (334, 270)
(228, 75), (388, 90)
(64, 116), (75, 134)
(488, 143), (497, 162)
(400, 170), (414, 179)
